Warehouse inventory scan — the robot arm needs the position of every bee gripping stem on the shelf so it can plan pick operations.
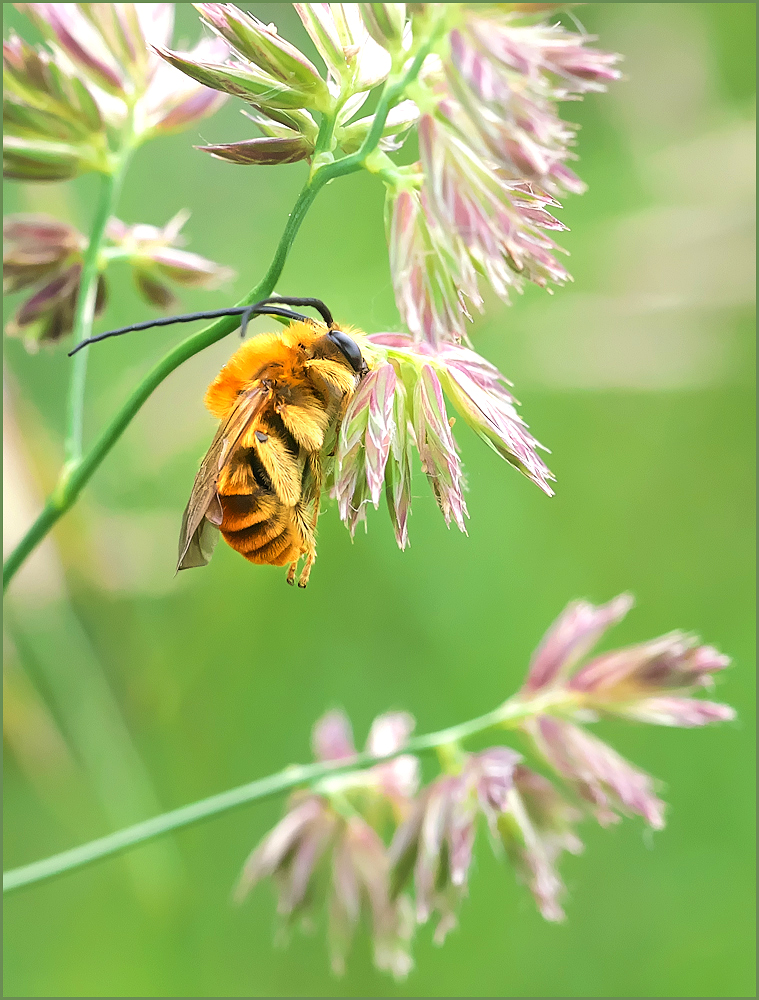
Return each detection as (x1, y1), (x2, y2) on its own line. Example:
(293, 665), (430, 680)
(3, 26), (438, 591)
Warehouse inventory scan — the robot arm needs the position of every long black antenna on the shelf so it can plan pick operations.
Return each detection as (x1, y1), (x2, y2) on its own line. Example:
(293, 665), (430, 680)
(257, 296), (334, 328)
(67, 296), (336, 357)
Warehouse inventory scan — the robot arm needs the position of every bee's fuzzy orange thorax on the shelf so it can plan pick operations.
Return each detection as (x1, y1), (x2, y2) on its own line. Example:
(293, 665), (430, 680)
(204, 321), (326, 420)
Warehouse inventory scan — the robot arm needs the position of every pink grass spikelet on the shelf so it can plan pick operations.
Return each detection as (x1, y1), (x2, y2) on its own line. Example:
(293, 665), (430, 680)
(294, 3), (392, 93)
(413, 365), (468, 532)
(446, 15), (622, 194)
(419, 112), (571, 302)
(333, 369), (383, 534)
(17, 3), (227, 129)
(389, 747), (522, 941)
(521, 593), (735, 726)
(3, 209), (233, 347)
(387, 187), (479, 347)
(516, 595), (733, 828)
(526, 715), (667, 830)
(364, 364), (398, 506)
(374, 5), (621, 348)
(3, 214), (103, 348)
(496, 765), (583, 921)
(523, 594), (635, 693)
(106, 210), (234, 309)
(236, 708), (418, 979)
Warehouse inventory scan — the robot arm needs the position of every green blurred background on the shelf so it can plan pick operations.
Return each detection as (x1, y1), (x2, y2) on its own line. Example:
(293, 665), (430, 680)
(3, 3), (755, 996)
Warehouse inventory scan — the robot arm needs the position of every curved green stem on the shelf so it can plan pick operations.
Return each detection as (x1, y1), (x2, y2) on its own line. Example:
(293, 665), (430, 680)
(64, 150), (133, 468)
(3, 31), (440, 594)
(2, 689), (567, 894)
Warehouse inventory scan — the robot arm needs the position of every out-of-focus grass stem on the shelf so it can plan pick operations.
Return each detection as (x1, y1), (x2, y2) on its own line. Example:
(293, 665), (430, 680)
(2, 689), (567, 894)
(63, 143), (133, 469)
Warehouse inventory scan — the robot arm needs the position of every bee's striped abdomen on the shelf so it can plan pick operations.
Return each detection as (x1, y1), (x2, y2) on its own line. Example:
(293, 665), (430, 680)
(218, 452), (301, 567)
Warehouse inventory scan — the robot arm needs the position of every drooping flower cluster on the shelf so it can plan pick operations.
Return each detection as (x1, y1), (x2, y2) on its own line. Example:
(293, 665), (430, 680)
(4, 4), (228, 180)
(387, 6), (622, 345)
(3, 211), (232, 349)
(519, 594), (735, 827)
(329, 331), (553, 545)
(236, 709), (419, 980)
(238, 596), (733, 977)
(157, 5), (620, 345)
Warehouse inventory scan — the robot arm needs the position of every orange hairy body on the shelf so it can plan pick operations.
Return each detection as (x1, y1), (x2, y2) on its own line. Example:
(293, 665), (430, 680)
(178, 320), (363, 586)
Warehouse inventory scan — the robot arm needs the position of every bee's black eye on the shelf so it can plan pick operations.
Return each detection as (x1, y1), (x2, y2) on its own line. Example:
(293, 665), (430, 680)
(328, 329), (364, 373)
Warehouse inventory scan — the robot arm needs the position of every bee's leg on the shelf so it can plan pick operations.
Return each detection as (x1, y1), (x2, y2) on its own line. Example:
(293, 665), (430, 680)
(276, 455), (320, 589)
(289, 455), (322, 588)
(289, 502), (315, 588)
(297, 542), (317, 589)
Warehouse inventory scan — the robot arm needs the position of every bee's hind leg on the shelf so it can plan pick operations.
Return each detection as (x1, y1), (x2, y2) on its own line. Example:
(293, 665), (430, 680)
(291, 509), (316, 589)
(291, 454), (322, 588)
(297, 542), (316, 589)
(290, 495), (320, 589)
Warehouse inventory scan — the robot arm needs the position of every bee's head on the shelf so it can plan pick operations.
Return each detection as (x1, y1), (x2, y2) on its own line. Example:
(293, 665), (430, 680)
(327, 327), (367, 376)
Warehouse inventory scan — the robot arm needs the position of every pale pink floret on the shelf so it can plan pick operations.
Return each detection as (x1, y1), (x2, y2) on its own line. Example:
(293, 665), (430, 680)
(570, 634), (732, 698)
(389, 747), (522, 941)
(294, 2), (391, 92)
(19, 3), (228, 130)
(333, 366), (397, 533)
(237, 707), (417, 978)
(312, 709), (356, 762)
(523, 594), (634, 692)
(614, 696), (736, 728)
(367, 711), (419, 803)
(364, 365), (398, 506)
(414, 365), (468, 532)
(20, 2), (126, 93)
(501, 765), (583, 922)
(388, 187), (479, 347)
(311, 708), (419, 802)
(529, 715), (666, 829)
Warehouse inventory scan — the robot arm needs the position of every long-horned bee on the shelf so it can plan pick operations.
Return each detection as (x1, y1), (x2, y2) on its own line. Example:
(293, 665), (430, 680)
(71, 297), (368, 586)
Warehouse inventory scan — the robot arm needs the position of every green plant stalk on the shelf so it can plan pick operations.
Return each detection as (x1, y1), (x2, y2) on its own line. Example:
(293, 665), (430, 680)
(3, 35), (439, 594)
(64, 150), (132, 469)
(3, 689), (568, 894)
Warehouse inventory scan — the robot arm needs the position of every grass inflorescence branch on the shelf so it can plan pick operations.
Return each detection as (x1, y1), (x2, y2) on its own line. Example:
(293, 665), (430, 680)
(2, 691), (558, 894)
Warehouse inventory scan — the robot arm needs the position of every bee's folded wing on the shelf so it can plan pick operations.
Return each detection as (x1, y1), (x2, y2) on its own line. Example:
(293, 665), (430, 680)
(177, 386), (269, 571)
(178, 517), (220, 570)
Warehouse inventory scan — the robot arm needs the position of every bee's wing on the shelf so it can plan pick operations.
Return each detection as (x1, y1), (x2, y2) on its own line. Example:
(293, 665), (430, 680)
(177, 386), (269, 572)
